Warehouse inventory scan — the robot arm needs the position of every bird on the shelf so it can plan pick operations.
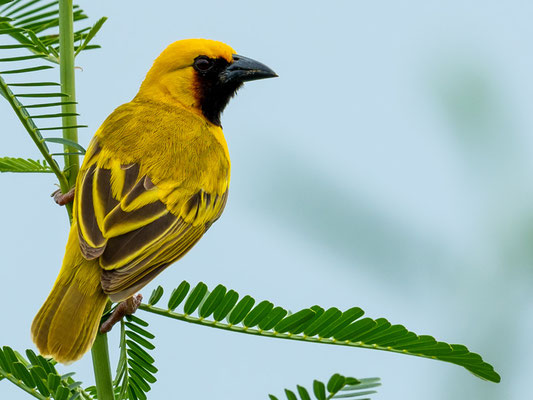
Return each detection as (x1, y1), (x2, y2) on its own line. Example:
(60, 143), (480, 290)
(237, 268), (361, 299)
(31, 38), (277, 363)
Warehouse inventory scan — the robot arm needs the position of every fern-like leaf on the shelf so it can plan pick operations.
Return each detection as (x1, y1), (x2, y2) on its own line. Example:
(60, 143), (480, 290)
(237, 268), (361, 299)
(0, 73), (68, 183)
(138, 281), (501, 383)
(269, 374), (380, 400)
(114, 314), (157, 400)
(0, 0), (103, 60)
(0, 156), (52, 172)
(0, 1), (101, 182)
(0, 346), (94, 399)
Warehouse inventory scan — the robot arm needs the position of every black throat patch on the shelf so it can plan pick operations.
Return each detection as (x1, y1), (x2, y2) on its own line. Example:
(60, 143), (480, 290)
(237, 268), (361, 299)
(193, 57), (242, 127)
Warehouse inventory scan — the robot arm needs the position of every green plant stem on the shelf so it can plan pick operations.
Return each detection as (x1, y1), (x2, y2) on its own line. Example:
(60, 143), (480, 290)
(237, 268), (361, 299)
(91, 332), (115, 400)
(58, 0), (79, 189)
(57, 1), (113, 397)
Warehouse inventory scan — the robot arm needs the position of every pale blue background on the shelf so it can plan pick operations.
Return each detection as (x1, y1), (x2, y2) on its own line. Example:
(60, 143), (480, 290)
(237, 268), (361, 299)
(1, 1), (532, 399)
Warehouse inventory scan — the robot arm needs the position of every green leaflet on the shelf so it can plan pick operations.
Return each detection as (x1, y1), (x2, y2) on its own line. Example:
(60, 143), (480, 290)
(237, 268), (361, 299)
(138, 281), (501, 383)
(199, 284), (227, 318)
(243, 300), (274, 328)
(74, 16), (107, 56)
(167, 280), (190, 310)
(125, 322), (155, 340)
(274, 309), (315, 334)
(147, 285), (164, 306)
(229, 294), (255, 324)
(258, 306), (288, 330)
(213, 289), (239, 321)
(43, 136), (86, 153)
(183, 281), (208, 314)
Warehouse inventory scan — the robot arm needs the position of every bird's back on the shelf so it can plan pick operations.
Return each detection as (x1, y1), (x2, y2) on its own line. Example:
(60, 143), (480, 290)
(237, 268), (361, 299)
(91, 98), (231, 212)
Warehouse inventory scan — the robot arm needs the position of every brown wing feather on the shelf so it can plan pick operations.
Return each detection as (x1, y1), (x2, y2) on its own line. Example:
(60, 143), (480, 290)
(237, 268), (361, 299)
(75, 143), (228, 302)
(101, 222), (205, 301)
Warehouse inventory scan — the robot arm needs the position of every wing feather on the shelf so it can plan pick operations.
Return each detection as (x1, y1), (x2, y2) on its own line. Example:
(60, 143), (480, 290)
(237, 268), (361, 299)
(75, 140), (228, 302)
(100, 211), (178, 269)
(101, 222), (205, 301)
(78, 164), (106, 253)
(93, 166), (120, 225)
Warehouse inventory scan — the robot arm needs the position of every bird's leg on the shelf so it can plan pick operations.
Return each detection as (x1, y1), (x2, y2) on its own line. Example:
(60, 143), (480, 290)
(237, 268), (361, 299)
(51, 188), (75, 206)
(100, 294), (143, 334)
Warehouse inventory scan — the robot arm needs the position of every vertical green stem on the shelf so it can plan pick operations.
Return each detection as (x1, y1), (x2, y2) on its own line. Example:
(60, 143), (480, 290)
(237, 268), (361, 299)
(91, 332), (115, 400)
(58, 1), (114, 398)
(58, 0), (79, 188)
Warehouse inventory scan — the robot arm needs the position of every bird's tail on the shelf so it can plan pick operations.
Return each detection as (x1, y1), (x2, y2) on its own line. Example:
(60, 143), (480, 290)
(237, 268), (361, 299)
(31, 226), (108, 363)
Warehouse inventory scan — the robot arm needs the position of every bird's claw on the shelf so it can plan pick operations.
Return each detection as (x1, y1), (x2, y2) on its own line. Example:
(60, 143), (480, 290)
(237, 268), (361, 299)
(51, 188), (75, 206)
(100, 294), (143, 334)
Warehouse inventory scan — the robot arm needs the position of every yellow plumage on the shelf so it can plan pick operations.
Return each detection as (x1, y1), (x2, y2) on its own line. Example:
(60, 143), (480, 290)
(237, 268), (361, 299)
(31, 39), (276, 363)
(31, 224), (108, 362)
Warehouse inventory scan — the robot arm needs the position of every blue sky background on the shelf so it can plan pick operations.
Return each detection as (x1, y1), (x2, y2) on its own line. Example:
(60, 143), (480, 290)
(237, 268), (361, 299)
(1, 1), (532, 399)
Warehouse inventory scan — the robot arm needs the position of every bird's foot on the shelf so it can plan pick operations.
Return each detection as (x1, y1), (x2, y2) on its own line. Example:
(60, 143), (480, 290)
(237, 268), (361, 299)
(100, 294), (143, 334)
(51, 188), (75, 206)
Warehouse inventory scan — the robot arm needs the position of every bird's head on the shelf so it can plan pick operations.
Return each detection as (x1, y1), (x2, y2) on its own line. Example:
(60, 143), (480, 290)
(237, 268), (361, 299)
(137, 39), (277, 126)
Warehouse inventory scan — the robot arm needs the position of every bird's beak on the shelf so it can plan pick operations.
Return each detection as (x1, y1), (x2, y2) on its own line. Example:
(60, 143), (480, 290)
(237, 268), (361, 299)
(222, 54), (278, 84)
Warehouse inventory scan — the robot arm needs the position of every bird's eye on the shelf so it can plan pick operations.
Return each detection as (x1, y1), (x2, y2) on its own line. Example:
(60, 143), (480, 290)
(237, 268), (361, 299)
(194, 57), (213, 72)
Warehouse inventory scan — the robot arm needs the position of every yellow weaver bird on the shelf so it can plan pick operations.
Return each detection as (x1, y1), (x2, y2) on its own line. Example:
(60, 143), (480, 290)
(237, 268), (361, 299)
(31, 39), (276, 363)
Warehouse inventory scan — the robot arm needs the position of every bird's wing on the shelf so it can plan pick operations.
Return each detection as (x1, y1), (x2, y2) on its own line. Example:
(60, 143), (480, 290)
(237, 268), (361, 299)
(75, 140), (228, 302)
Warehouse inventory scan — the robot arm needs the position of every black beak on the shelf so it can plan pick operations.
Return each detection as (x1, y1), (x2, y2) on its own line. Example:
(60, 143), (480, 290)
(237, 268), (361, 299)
(222, 54), (278, 84)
